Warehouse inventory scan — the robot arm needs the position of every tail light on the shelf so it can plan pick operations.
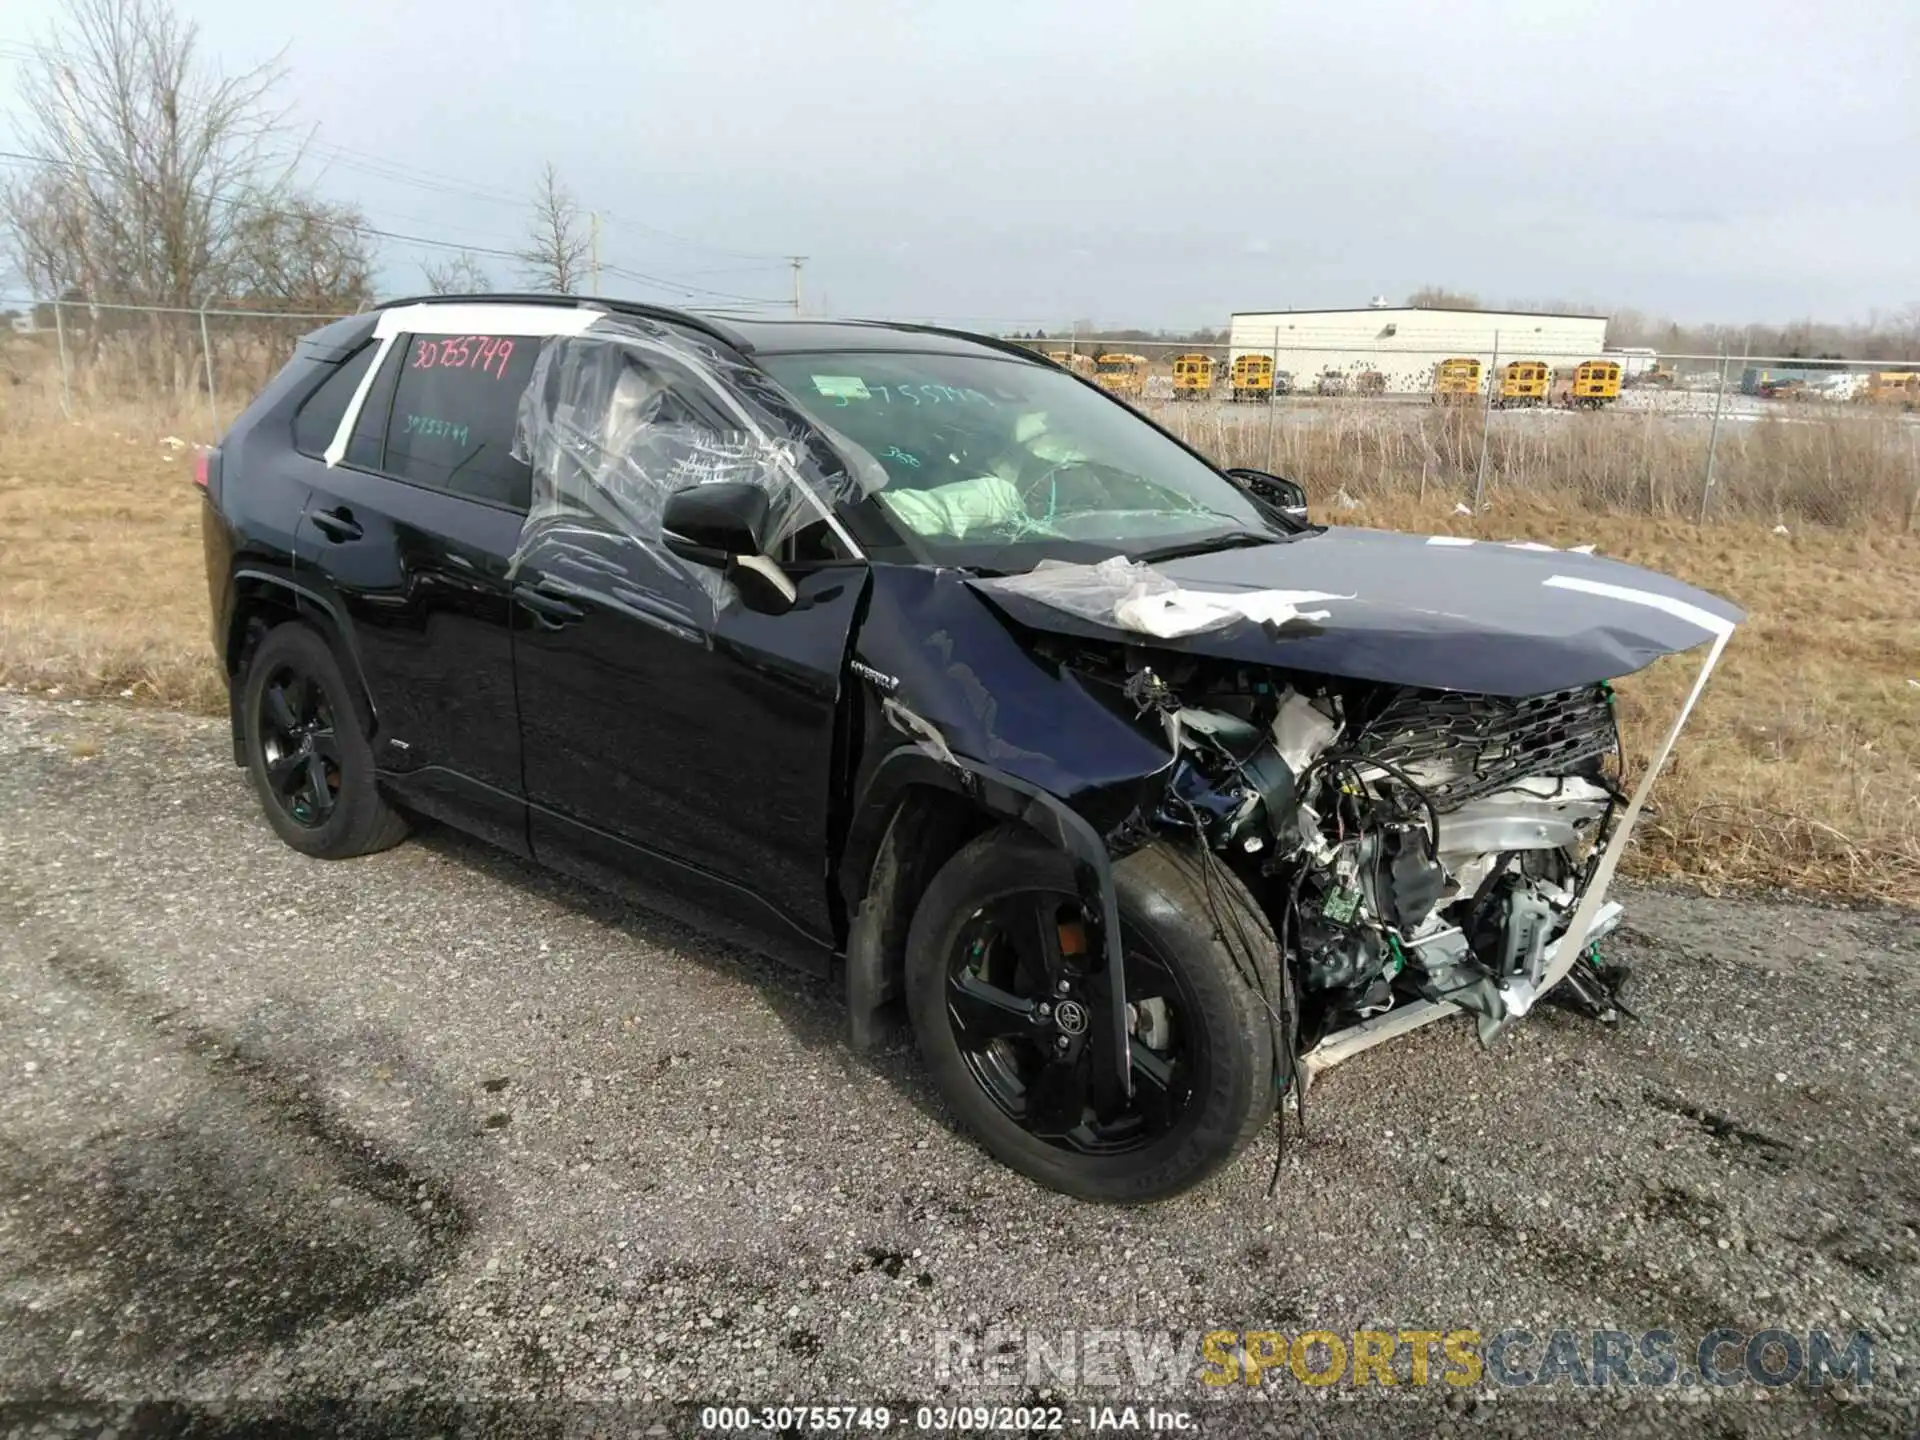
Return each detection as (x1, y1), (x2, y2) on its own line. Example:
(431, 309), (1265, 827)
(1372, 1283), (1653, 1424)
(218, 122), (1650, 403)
(194, 445), (222, 499)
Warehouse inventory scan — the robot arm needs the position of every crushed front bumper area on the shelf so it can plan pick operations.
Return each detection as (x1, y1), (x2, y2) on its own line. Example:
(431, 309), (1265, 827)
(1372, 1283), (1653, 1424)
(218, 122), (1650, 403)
(1299, 897), (1626, 1084)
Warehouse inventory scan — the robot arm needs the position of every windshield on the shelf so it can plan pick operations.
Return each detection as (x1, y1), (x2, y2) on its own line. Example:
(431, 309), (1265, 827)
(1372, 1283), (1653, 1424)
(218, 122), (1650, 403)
(760, 350), (1274, 572)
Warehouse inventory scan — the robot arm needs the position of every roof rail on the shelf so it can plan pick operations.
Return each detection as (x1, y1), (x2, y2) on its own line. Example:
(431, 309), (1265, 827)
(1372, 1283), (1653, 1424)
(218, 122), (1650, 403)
(374, 292), (743, 348)
(857, 319), (1050, 367)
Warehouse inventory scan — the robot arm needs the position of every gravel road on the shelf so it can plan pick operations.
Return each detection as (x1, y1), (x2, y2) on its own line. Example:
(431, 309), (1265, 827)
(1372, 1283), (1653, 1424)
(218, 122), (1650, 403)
(2, 691), (1915, 1438)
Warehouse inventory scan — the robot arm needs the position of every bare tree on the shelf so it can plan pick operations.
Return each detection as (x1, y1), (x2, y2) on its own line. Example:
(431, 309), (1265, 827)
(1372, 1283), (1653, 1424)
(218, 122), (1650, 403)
(230, 197), (376, 311)
(1, 167), (92, 300)
(1893, 303), (1920, 360)
(1407, 287), (1482, 310)
(0, 0), (305, 307)
(421, 250), (492, 295)
(516, 163), (589, 294)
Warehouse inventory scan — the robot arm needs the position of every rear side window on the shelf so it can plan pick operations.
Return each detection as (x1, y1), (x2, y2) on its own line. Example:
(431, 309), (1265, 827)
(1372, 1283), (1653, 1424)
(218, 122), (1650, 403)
(346, 345), (400, 469)
(291, 343), (377, 457)
(382, 333), (541, 509)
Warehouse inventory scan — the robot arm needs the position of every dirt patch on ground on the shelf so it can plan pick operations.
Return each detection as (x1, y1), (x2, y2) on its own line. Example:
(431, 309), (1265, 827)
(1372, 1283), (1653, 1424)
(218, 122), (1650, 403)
(0, 693), (1915, 1435)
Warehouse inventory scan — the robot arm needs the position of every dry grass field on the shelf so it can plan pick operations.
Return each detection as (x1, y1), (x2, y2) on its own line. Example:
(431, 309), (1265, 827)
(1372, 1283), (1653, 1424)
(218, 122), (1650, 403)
(3, 374), (1917, 905)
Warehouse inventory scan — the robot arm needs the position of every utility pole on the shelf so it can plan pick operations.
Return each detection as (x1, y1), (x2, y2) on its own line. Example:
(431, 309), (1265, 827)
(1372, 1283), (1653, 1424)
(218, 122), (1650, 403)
(1473, 328), (1500, 509)
(787, 256), (807, 316)
(1699, 328), (1749, 522)
(589, 212), (602, 293)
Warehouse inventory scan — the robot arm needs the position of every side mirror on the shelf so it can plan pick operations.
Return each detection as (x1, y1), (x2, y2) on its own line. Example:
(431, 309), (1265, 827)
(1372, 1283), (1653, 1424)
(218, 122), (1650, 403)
(663, 481), (771, 560)
(662, 481), (797, 614)
(1224, 468), (1310, 525)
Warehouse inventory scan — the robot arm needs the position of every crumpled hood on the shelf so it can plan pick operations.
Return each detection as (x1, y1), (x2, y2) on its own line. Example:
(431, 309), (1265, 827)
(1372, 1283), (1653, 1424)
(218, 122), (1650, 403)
(970, 525), (1744, 695)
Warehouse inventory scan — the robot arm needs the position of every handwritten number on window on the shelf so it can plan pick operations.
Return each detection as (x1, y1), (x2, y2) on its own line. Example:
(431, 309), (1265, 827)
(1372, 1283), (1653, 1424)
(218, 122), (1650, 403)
(408, 335), (515, 379)
(847, 383), (997, 406)
(403, 413), (470, 447)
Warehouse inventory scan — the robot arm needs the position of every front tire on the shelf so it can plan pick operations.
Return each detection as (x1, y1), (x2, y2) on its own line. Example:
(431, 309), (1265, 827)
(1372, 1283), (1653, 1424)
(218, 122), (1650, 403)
(241, 623), (408, 860)
(906, 827), (1285, 1203)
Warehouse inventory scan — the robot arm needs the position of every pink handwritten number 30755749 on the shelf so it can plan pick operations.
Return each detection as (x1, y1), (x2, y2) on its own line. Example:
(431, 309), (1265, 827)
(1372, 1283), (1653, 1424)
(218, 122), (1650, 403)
(410, 336), (515, 379)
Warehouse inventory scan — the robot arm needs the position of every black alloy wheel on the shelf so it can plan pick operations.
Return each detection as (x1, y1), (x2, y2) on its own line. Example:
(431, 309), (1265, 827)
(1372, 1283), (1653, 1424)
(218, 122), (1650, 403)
(256, 664), (342, 828)
(907, 828), (1281, 1203)
(945, 890), (1196, 1155)
(240, 623), (408, 860)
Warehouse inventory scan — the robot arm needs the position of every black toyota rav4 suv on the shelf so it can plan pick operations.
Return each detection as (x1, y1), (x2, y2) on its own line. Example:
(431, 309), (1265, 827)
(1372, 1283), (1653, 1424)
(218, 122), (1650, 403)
(202, 294), (1740, 1202)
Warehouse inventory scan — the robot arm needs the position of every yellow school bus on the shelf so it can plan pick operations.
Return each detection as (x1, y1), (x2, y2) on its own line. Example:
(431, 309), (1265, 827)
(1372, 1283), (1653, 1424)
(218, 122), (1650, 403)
(1094, 352), (1148, 400)
(1497, 360), (1550, 408)
(1864, 370), (1920, 408)
(1432, 357), (1483, 403)
(1170, 353), (1215, 400)
(1570, 359), (1623, 408)
(1229, 353), (1275, 402)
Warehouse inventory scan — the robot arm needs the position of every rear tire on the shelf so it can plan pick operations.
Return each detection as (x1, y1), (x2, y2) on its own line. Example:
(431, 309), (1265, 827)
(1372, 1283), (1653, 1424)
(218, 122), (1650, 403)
(241, 623), (408, 860)
(906, 827), (1284, 1203)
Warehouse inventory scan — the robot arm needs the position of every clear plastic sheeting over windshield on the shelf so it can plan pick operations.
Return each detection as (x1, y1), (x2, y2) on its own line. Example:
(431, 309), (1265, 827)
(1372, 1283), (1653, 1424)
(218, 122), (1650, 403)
(509, 316), (870, 615)
(759, 351), (1275, 572)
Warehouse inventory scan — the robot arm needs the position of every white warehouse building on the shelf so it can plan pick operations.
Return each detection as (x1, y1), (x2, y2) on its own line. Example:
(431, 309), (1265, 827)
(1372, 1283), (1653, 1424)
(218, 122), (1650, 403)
(1229, 304), (1609, 395)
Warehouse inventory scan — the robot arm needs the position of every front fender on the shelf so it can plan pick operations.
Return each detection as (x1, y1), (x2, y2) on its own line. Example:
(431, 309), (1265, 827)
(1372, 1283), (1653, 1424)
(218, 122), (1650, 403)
(839, 742), (1135, 1080)
(837, 565), (1178, 1086)
(850, 566), (1174, 808)
(837, 564), (1178, 915)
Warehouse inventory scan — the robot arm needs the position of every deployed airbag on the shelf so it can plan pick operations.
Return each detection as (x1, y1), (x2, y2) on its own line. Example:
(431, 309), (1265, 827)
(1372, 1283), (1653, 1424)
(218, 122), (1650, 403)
(881, 475), (1027, 539)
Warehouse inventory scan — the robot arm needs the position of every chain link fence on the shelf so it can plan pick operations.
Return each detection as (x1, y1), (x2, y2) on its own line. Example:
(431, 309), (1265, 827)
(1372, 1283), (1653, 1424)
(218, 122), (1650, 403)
(1002, 334), (1920, 530)
(5, 297), (1917, 530)
(2, 297), (360, 435)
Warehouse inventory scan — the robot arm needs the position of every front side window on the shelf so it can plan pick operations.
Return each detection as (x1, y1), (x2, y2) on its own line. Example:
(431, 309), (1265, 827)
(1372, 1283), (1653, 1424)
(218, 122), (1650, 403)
(381, 332), (543, 508)
(517, 337), (756, 545)
(759, 350), (1274, 573)
(509, 326), (866, 609)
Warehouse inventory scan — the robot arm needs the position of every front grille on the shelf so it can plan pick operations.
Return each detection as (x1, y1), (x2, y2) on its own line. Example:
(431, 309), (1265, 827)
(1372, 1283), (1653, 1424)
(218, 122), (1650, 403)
(1349, 684), (1617, 811)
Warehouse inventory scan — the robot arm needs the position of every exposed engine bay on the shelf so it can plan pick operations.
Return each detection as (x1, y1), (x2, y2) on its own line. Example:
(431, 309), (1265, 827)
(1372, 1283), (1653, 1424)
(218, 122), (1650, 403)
(1052, 640), (1635, 1055)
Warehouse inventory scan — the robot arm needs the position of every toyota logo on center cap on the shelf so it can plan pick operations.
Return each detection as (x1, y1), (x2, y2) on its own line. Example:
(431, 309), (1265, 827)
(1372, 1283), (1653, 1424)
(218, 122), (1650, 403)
(1054, 999), (1089, 1036)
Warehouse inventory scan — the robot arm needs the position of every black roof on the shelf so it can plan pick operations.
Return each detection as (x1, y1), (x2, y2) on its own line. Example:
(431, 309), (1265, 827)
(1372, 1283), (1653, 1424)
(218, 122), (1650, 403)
(375, 292), (1040, 365)
(296, 309), (378, 360)
(697, 314), (1042, 362)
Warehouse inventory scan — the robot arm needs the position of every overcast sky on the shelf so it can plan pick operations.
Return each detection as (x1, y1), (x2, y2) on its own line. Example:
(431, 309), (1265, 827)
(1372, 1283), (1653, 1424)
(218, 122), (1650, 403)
(3, 0), (1916, 328)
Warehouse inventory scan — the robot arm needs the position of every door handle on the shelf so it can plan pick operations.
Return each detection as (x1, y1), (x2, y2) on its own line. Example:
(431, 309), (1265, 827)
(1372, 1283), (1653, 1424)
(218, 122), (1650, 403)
(310, 506), (363, 542)
(514, 580), (588, 625)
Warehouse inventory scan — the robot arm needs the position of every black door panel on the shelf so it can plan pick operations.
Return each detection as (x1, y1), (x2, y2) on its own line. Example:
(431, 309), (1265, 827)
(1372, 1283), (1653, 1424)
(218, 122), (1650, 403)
(308, 505), (364, 542)
(513, 523), (867, 948)
(295, 469), (528, 855)
(527, 809), (836, 978)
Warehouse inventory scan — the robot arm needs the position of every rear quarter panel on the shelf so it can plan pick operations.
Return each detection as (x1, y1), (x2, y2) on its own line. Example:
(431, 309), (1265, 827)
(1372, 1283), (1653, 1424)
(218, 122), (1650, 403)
(201, 319), (380, 665)
(201, 357), (327, 660)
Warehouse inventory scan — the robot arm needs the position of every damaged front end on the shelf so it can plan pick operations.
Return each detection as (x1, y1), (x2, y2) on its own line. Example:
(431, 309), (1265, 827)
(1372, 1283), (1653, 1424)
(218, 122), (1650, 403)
(1114, 654), (1627, 1055)
(958, 539), (1743, 1089)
